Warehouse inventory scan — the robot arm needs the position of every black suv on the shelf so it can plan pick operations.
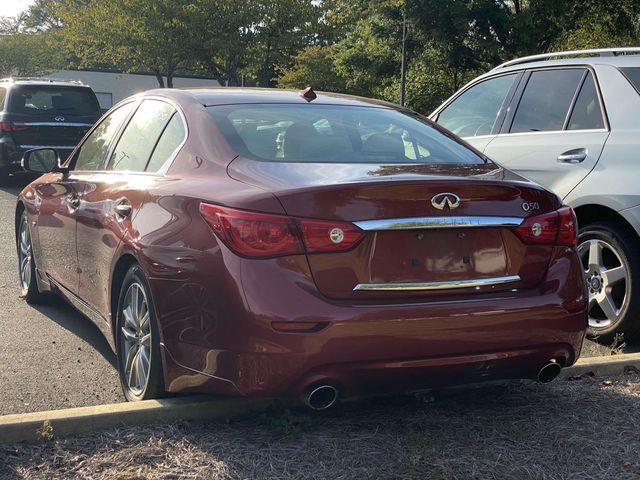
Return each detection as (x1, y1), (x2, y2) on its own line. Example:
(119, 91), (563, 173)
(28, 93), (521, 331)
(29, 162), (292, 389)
(0, 78), (102, 184)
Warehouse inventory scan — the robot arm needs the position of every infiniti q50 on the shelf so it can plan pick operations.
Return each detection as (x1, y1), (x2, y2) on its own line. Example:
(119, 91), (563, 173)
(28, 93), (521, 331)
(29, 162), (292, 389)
(16, 88), (587, 409)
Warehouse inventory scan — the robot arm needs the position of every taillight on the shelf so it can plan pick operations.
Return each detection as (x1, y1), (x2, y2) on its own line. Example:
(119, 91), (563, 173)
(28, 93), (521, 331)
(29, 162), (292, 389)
(298, 218), (364, 253)
(199, 204), (303, 257)
(0, 121), (26, 132)
(515, 206), (577, 247)
(199, 203), (365, 258)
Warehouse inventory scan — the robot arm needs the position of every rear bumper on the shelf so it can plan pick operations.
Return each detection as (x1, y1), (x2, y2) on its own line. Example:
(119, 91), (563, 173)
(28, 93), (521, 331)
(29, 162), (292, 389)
(151, 245), (588, 398)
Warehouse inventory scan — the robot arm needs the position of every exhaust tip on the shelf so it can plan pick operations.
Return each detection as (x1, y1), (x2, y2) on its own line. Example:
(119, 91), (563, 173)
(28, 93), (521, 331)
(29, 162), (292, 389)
(304, 384), (339, 410)
(537, 361), (562, 383)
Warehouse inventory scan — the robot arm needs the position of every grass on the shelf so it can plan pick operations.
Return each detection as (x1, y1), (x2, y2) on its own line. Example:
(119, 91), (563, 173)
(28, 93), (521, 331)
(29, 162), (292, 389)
(581, 334), (628, 358)
(3, 375), (640, 479)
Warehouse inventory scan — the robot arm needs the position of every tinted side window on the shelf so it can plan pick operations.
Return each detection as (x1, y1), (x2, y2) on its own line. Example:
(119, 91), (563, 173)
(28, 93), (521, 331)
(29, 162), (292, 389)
(436, 74), (518, 137)
(567, 73), (604, 130)
(510, 69), (584, 133)
(74, 103), (134, 171)
(107, 99), (175, 172)
(146, 113), (186, 172)
(621, 67), (640, 94)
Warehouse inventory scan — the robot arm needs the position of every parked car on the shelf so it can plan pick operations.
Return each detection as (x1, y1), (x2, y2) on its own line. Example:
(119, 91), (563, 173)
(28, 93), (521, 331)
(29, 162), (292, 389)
(16, 88), (587, 407)
(431, 47), (640, 342)
(0, 77), (102, 185)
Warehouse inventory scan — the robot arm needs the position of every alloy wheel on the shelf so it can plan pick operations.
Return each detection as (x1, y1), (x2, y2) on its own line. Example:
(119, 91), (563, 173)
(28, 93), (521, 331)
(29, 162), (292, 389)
(578, 239), (628, 329)
(18, 216), (32, 292)
(120, 282), (152, 396)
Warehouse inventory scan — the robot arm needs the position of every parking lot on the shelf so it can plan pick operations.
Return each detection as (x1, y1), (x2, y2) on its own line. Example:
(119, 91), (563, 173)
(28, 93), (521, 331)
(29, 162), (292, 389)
(0, 184), (122, 416)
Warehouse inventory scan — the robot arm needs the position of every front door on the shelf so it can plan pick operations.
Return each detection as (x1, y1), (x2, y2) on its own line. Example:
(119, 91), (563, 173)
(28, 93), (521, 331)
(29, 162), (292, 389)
(34, 175), (83, 293)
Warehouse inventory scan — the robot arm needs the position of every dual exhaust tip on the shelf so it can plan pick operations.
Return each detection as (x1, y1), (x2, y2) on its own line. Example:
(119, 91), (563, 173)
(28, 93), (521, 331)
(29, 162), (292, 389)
(302, 362), (561, 410)
(537, 360), (562, 383)
(303, 384), (339, 410)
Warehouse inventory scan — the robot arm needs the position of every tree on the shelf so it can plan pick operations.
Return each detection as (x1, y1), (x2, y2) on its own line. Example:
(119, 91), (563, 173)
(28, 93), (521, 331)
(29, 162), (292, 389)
(0, 33), (61, 77)
(277, 45), (346, 91)
(56, 0), (204, 87)
(248, 0), (321, 87)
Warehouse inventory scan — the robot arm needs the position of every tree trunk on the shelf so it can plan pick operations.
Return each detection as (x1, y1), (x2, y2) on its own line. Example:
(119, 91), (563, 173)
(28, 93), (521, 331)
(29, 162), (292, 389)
(166, 62), (175, 88)
(153, 70), (165, 88)
(258, 39), (273, 87)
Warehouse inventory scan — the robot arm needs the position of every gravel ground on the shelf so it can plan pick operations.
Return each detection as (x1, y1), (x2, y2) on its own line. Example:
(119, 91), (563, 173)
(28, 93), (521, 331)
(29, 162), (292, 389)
(2, 376), (640, 480)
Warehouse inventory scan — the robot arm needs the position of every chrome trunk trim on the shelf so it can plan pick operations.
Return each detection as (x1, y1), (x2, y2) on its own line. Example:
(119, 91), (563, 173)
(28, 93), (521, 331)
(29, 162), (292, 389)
(354, 216), (524, 231)
(23, 122), (93, 127)
(353, 275), (521, 291)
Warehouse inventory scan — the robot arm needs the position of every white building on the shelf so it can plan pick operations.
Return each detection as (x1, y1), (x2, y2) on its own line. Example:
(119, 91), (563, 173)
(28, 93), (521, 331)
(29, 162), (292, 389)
(44, 69), (221, 110)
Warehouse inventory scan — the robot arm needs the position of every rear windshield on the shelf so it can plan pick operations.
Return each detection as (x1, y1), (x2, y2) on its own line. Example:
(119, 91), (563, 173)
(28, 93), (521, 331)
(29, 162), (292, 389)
(621, 67), (640, 95)
(207, 104), (485, 164)
(8, 86), (100, 116)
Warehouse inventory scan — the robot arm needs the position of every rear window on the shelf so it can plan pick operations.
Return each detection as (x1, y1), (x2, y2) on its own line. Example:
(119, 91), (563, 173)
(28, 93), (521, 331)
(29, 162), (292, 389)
(621, 67), (640, 94)
(8, 86), (100, 116)
(207, 104), (485, 165)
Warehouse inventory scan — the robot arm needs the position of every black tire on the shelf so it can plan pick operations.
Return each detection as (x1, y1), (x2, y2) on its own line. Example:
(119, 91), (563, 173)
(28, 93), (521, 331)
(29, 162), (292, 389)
(115, 264), (165, 401)
(578, 222), (640, 342)
(16, 211), (46, 304)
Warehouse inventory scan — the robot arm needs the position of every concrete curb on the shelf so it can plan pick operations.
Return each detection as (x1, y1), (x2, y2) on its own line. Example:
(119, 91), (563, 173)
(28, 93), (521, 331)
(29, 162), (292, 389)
(0, 395), (274, 444)
(560, 352), (640, 379)
(2, 353), (640, 444)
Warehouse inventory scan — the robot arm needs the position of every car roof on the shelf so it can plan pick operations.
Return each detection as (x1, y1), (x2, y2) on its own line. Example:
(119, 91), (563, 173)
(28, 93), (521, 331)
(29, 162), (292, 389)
(144, 87), (402, 109)
(489, 49), (640, 77)
(0, 78), (89, 88)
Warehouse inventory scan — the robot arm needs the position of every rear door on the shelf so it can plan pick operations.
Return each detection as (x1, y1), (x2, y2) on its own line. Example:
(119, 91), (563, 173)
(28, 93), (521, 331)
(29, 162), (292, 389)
(482, 68), (609, 199)
(75, 98), (185, 316)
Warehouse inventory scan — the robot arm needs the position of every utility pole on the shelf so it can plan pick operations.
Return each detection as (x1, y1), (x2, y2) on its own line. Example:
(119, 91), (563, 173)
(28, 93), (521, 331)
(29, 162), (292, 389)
(400, 0), (408, 106)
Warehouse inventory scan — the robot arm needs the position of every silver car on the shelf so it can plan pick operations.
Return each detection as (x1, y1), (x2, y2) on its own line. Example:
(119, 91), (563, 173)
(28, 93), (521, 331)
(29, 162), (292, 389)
(431, 47), (640, 341)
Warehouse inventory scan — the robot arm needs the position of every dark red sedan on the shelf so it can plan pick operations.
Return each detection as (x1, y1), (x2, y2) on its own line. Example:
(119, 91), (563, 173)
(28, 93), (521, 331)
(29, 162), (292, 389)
(16, 88), (587, 409)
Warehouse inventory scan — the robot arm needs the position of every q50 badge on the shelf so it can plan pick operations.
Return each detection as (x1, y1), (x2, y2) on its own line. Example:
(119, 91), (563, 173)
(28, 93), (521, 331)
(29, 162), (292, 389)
(522, 202), (540, 213)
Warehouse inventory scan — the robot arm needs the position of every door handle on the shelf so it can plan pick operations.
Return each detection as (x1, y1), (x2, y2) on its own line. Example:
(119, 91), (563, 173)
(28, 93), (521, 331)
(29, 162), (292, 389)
(558, 148), (587, 164)
(115, 200), (132, 218)
(66, 194), (80, 209)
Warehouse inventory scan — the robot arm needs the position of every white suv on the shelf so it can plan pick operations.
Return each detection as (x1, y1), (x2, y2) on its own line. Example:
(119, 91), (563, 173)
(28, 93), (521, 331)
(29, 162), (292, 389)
(431, 48), (640, 341)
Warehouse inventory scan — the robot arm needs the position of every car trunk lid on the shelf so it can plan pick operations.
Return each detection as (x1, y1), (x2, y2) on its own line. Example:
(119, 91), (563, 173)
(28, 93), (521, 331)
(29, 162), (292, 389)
(228, 159), (563, 299)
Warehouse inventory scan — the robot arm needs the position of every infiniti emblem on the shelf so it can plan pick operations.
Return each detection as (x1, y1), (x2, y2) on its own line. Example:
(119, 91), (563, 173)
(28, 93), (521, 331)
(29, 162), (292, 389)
(431, 192), (461, 210)
(55, 116), (65, 122)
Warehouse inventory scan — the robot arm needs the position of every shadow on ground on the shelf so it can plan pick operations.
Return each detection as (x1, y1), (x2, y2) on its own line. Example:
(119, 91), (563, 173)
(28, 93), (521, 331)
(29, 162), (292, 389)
(31, 295), (117, 369)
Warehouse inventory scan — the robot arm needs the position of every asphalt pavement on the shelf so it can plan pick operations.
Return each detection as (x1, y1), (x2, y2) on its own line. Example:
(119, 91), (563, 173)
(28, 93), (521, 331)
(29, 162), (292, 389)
(0, 182), (122, 416)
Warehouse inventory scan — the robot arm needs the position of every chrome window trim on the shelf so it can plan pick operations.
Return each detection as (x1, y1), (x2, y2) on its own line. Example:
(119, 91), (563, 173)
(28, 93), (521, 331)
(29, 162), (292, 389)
(354, 216), (524, 231)
(22, 144), (75, 150)
(353, 275), (521, 292)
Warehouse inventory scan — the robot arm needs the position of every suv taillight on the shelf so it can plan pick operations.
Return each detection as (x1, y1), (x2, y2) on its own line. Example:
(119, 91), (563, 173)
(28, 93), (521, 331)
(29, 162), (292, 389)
(514, 206), (577, 247)
(199, 203), (365, 258)
(0, 121), (27, 132)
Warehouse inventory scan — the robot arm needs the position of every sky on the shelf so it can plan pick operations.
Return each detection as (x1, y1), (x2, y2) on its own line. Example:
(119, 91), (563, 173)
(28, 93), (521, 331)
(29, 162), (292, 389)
(2, 0), (36, 18)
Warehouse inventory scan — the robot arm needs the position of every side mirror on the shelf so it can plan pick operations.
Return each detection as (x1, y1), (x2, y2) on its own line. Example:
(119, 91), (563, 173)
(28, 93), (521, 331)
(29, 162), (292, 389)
(21, 148), (62, 174)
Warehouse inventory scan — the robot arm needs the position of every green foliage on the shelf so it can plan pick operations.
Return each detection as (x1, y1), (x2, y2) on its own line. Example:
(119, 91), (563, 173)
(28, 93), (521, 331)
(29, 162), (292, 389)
(36, 420), (54, 441)
(2, 0), (640, 111)
(259, 407), (313, 435)
(0, 32), (61, 77)
(277, 45), (346, 92)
